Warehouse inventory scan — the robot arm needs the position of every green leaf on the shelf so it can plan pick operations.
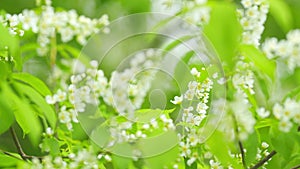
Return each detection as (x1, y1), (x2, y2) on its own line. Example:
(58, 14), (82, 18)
(203, 2), (242, 68)
(206, 131), (243, 168)
(255, 118), (277, 129)
(40, 138), (60, 156)
(244, 132), (259, 165)
(162, 36), (194, 52)
(2, 84), (42, 145)
(12, 73), (51, 96)
(13, 82), (57, 128)
(134, 108), (175, 123)
(240, 45), (276, 80)
(0, 85), (14, 135)
(60, 44), (90, 66)
(0, 152), (21, 168)
(111, 155), (133, 169)
(0, 61), (9, 81)
(143, 142), (179, 169)
(269, 0), (293, 33)
(0, 23), (21, 70)
(271, 132), (297, 160)
(283, 85), (300, 101)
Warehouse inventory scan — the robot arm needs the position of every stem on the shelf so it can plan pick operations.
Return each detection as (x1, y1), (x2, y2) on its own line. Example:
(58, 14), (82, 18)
(50, 35), (57, 69)
(10, 127), (43, 161)
(250, 150), (277, 169)
(231, 114), (247, 168)
(291, 164), (300, 169)
(10, 127), (27, 160)
(0, 148), (23, 161)
(238, 141), (246, 168)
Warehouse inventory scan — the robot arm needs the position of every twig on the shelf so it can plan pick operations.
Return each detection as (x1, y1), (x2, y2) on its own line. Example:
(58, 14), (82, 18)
(250, 150), (277, 169)
(10, 127), (27, 160)
(0, 149), (23, 161)
(291, 164), (300, 169)
(239, 141), (246, 168)
(10, 127), (43, 161)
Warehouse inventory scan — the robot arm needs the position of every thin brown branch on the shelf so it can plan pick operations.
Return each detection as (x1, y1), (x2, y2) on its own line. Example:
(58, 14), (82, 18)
(291, 164), (300, 169)
(0, 148), (23, 161)
(250, 150), (277, 169)
(239, 141), (246, 168)
(10, 127), (43, 161)
(10, 127), (27, 160)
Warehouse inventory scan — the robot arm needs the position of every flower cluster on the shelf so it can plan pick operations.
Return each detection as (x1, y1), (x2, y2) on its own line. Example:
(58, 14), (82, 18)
(232, 94), (256, 140)
(183, 0), (210, 26)
(107, 49), (162, 116)
(0, 14), (25, 36)
(106, 113), (175, 151)
(46, 60), (108, 129)
(272, 98), (300, 132)
(151, 0), (210, 26)
(254, 142), (271, 168)
(1, 0), (109, 56)
(238, 0), (269, 47)
(262, 29), (300, 72)
(232, 60), (255, 96)
(171, 67), (213, 166)
(28, 148), (111, 169)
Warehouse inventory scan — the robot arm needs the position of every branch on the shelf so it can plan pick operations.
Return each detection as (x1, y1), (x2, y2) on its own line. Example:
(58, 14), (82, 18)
(238, 141), (246, 168)
(0, 149), (23, 161)
(291, 164), (300, 169)
(10, 127), (27, 160)
(10, 127), (43, 161)
(250, 150), (277, 169)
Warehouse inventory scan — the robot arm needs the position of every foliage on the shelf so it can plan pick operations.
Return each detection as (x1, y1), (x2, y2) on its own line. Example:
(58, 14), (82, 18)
(0, 0), (300, 169)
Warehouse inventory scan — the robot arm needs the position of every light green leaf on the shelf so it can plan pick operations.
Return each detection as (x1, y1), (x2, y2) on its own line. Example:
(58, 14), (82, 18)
(206, 131), (243, 168)
(203, 2), (242, 68)
(0, 85), (14, 135)
(12, 73), (51, 96)
(269, 0), (293, 33)
(240, 44), (276, 80)
(0, 23), (21, 70)
(40, 138), (60, 156)
(13, 82), (57, 128)
(134, 108), (175, 123)
(60, 44), (90, 66)
(3, 84), (42, 145)
(0, 152), (21, 168)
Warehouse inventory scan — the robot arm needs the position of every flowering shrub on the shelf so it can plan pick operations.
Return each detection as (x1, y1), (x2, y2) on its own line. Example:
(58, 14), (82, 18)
(1, 0), (300, 168)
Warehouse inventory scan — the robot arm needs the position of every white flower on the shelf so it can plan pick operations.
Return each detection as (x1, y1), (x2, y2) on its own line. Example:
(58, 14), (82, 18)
(171, 95), (183, 104)
(209, 160), (223, 169)
(257, 107), (270, 118)
(273, 103), (283, 119)
(45, 127), (54, 136)
(54, 89), (67, 102)
(278, 120), (293, 132)
(261, 142), (269, 149)
(184, 90), (195, 100)
(45, 95), (56, 104)
(59, 109), (71, 123)
(179, 141), (191, 157)
(190, 68), (200, 77)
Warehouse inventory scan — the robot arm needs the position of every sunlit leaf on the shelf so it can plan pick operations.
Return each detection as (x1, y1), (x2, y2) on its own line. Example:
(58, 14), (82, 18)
(12, 73), (51, 96)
